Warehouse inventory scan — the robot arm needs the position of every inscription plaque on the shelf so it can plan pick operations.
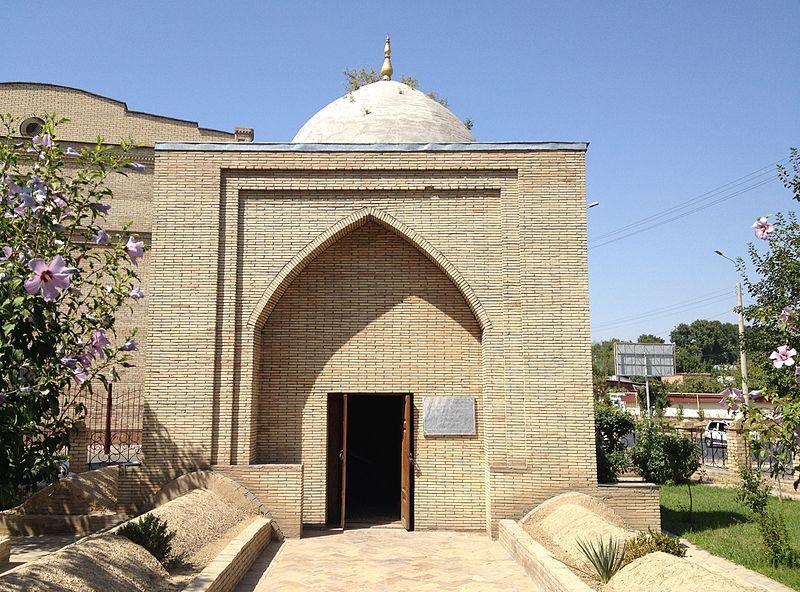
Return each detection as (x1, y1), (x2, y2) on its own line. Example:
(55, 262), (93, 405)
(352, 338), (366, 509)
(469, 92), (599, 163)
(422, 396), (476, 436)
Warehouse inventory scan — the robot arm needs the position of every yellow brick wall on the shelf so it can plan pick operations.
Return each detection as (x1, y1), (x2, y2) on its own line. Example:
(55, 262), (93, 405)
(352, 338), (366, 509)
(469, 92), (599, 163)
(0, 83), (233, 146)
(146, 148), (598, 533)
(257, 222), (484, 529)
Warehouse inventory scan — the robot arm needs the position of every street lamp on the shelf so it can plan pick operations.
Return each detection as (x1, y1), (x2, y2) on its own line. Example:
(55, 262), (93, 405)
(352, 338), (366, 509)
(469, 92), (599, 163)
(714, 250), (750, 405)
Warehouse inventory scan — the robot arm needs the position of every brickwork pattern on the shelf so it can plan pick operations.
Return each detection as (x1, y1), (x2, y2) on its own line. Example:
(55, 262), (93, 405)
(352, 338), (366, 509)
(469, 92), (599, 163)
(213, 465), (303, 539)
(596, 483), (661, 531)
(146, 148), (597, 533)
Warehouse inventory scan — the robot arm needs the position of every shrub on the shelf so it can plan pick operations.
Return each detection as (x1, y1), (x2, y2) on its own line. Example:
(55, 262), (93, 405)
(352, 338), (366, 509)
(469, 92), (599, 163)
(624, 529), (687, 563)
(118, 514), (176, 565)
(756, 510), (797, 567)
(630, 425), (699, 485)
(576, 536), (625, 583)
(594, 400), (635, 483)
(737, 463), (771, 516)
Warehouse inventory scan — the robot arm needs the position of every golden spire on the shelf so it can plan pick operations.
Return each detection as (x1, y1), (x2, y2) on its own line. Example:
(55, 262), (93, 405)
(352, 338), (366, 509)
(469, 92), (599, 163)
(381, 34), (393, 81)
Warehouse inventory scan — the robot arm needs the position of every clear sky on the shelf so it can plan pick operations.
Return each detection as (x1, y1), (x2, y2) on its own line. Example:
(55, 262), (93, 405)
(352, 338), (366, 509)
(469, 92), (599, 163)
(2, 1), (798, 343)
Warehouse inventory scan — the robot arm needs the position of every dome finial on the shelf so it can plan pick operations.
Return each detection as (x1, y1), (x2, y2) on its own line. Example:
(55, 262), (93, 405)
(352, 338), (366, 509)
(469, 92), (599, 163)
(381, 34), (393, 81)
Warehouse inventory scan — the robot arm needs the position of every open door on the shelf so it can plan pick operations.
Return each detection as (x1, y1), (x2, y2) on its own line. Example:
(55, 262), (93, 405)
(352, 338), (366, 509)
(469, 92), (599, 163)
(400, 394), (413, 530)
(341, 394), (348, 529)
(326, 394), (348, 528)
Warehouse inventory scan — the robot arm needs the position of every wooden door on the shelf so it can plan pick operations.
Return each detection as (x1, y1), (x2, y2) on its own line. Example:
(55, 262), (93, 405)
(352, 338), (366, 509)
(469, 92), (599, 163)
(400, 394), (413, 530)
(340, 394), (348, 529)
(326, 394), (342, 527)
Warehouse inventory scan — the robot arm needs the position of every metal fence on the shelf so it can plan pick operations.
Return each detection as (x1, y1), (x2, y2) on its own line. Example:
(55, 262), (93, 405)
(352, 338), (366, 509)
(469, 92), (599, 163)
(78, 384), (143, 469)
(625, 425), (794, 477)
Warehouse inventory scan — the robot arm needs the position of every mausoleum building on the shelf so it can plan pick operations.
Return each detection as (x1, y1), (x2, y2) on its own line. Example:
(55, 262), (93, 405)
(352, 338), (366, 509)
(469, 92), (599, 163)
(1, 41), (660, 538)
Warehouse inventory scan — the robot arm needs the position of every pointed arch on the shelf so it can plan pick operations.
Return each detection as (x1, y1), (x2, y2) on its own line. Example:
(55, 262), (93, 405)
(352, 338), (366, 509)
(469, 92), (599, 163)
(246, 207), (491, 332)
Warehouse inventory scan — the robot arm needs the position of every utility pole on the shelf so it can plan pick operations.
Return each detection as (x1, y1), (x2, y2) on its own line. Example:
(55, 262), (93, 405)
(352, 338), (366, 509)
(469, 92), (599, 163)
(715, 250), (750, 405)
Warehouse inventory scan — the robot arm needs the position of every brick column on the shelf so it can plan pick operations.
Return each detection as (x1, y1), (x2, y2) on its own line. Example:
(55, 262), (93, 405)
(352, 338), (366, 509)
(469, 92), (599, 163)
(69, 421), (89, 474)
(727, 420), (750, 469)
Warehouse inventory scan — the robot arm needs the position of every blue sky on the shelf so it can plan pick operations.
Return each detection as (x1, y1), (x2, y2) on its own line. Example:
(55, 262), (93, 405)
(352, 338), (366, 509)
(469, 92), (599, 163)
(3, 1), (798, 342)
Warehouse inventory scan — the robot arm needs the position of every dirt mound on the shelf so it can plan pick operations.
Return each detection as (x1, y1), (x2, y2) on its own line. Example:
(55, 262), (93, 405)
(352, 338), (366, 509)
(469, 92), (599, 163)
(0, 534), (174, 592)
(522, 492), (634, 571)
(148, 488), (251, 566)
(607, 551), (763, 592)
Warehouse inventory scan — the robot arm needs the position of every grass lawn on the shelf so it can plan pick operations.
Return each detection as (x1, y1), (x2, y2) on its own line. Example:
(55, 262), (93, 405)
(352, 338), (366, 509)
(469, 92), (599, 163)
(661, 484), (800, 591)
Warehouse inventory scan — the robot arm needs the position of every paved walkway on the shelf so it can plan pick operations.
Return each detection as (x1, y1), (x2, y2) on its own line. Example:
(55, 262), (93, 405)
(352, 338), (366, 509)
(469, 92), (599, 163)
(236, 528), (536, 591)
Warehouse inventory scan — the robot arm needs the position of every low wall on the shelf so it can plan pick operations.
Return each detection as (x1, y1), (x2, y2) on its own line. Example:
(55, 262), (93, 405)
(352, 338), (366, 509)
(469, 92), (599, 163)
(499, 520), (593, 592)
(183, 517), (272, 592)
(595, 482), (660, 531)
(212, 465), (303, 539)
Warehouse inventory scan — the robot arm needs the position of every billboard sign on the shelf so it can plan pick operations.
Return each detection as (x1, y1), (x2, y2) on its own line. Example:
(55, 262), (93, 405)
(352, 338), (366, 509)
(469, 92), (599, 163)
(614, 342), (675, 377)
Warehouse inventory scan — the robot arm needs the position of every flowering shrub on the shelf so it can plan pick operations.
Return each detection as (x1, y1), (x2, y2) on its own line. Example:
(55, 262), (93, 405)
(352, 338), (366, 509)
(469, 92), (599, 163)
(738, 148), (800, 488)
(0, 116), (143, 508)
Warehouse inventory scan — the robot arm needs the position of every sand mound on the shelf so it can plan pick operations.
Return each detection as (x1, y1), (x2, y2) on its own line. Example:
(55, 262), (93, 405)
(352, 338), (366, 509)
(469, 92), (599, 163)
(607, 551), (763, 592)
(522, 492), (634, 570)
(0, 534), (173, 592)
(148, 488), (251, 565)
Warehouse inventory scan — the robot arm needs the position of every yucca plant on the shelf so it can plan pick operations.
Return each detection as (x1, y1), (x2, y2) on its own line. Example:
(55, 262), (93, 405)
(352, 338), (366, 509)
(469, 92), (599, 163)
(576, 536), (626, 583)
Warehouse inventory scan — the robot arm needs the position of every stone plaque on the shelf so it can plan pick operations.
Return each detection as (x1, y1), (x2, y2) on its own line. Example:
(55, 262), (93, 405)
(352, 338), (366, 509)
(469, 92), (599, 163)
(422, 396), (476, 436)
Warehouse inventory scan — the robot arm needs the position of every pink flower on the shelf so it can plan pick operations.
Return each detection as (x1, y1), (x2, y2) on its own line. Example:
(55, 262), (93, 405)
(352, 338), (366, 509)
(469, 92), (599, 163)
(125, 236), (144, 265)
(1, 246), (12, 260)
(91, 330), (111, 359)
(130, 287), (144, 299)
(779, 306), (797, 331)
(719, 387), (745, 411)
(24, 255), (74, 301)
(752, 216), (774, 239)
(770, 345), (797, 368)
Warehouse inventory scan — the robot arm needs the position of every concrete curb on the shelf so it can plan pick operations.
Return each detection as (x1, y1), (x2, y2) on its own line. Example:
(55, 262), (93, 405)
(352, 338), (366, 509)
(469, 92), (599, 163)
(183, 517), (272, 592)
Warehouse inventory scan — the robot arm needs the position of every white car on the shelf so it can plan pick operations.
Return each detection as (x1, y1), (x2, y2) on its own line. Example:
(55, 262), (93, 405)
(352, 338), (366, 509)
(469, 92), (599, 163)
(703, 420), (730, 447)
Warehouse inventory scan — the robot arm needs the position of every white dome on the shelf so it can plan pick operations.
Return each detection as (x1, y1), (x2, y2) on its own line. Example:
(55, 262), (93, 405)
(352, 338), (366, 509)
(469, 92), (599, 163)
(292, 80), (475, 143)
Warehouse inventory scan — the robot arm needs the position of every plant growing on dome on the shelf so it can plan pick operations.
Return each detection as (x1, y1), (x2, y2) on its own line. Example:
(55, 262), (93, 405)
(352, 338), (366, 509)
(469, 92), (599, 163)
(342, 67), (451, 108)
(0, 115), (144, 508)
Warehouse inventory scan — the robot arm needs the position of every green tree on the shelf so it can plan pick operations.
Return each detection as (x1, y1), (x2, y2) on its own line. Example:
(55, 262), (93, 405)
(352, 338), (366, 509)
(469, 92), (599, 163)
(592, 338), (619, 392)
(0, 116), (142, 508)
(670, 319), (739, 372)
(638, 334), (665, 344)
(738, 148), (800, 486)
(594, 399), (635, 483)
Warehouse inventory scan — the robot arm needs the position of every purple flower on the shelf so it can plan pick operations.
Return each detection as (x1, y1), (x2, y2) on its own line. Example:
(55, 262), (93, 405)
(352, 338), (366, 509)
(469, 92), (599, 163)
(770, 345), (797, 368)
(719, 387), (745, 411)
(90, 329), (111, 359)
(24, 255), (74, 301)
(125, 236), (144, 265)
(128, 162), (145, 172)
(752, 216), (775, 239)
(779, 306), (798, 331)
(93, 203), (111, 214)
(77, 351), (94, 367)
(130, 287), (145, 299)
(73, 367), (88, 385)
(60, 356), (78, 369)
(1, 246), (12, 260)
(92, 229), (110, 245)
(31, 133), (53, 148)
(120, 339), (138, 352)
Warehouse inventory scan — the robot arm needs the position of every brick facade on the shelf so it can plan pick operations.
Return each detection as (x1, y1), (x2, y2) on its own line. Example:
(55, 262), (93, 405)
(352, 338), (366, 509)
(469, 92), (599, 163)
(145, 145), (598, 533)
(2, 83), (655, 537)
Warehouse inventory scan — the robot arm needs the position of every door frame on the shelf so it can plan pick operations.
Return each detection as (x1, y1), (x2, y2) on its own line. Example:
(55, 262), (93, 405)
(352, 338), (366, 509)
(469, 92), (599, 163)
(326, 392), (414, 530)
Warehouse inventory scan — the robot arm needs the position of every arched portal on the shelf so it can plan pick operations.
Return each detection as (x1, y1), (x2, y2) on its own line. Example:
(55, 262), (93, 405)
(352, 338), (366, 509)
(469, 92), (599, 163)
(253, 220), (485, 530)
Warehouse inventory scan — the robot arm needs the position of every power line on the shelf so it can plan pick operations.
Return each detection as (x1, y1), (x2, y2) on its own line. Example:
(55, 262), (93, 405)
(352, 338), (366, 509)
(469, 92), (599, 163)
(593, 288), (734, 329)
(588, 158), (787, 249)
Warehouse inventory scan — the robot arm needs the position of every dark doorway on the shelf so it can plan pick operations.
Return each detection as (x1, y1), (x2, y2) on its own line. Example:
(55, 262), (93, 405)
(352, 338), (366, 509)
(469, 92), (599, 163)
(326, 393), (412, 529)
